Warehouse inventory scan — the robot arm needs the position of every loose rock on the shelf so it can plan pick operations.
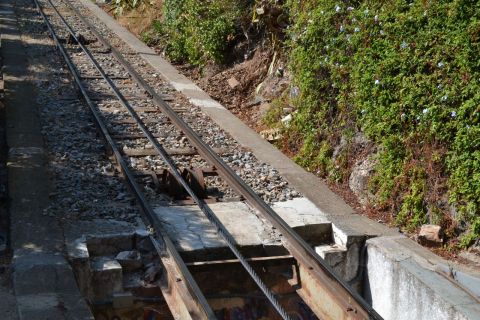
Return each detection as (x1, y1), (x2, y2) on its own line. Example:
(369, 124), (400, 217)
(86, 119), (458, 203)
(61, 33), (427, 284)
(418, 224), (443, 244)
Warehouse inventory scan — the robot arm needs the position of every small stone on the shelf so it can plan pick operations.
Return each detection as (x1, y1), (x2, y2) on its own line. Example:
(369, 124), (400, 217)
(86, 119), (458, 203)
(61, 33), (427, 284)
(260, 128), (282, 142)
(281, 114), (292, 125)
(227, 77), (240, 89)
(418, 224), (443, 244)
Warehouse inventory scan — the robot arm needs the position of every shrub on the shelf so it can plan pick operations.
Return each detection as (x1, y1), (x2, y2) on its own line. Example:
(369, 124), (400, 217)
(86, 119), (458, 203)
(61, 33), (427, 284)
(282, 0), (480, 242)
(158, 0), (250, 65)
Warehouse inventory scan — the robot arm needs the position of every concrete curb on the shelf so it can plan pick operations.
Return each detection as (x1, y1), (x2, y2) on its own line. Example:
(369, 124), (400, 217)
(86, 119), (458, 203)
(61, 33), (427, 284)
(366, 236), (480, 320)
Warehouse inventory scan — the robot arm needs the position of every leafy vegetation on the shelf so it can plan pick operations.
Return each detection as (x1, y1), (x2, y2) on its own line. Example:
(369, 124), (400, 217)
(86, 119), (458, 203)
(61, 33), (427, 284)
(150, 0), (251, 65)
(282, 0), (479, 246)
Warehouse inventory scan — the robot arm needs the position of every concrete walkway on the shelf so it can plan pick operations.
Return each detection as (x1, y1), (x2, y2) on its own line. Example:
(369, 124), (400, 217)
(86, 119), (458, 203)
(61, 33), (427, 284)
(1, 0), (92, 318)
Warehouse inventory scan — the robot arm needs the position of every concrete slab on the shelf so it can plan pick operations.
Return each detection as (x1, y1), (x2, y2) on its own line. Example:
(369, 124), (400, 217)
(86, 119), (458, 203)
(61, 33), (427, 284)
(154, 202), (271, 252)
(91, 257), (123, 300)
(271, 197), (330, 228)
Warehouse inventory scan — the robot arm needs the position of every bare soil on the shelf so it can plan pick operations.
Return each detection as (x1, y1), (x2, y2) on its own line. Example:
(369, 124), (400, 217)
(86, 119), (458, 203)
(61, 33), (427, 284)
(177, 49), (273, 130)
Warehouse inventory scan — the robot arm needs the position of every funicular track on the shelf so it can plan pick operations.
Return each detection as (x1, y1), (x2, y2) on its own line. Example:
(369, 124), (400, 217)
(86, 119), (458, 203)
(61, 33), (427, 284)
(33, 0), (383, 318)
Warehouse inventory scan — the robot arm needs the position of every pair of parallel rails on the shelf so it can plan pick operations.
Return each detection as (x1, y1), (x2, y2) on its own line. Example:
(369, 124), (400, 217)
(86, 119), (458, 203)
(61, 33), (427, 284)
(33, 0), (382, 318)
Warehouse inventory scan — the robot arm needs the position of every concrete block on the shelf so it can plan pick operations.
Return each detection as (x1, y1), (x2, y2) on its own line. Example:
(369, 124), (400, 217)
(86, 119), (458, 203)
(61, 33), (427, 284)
(91, 257), (123, 300)
(365, 236), (480, 320)
(86, 233), (134, 256)
(272, 198), (330, 228)
(115, 250), (142, 271)
(13, 253), (79, 296)
(66, 237), (91, 298)
(315, 244), (347, 278)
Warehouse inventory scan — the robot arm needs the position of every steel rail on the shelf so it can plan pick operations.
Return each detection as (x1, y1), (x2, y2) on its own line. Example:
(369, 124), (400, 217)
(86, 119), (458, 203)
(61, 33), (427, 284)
(40, 0), (293, 319)
(32, 0), (217, 319)
(61, 2), (384, 319)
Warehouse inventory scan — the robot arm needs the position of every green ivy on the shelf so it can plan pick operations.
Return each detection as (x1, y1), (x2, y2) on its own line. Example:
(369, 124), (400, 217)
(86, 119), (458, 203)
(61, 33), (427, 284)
(282, 0), (480, 244)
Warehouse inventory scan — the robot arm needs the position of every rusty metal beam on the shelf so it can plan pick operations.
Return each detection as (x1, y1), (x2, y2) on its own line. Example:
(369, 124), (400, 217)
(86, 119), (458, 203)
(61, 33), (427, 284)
(291, 263), (370, 319)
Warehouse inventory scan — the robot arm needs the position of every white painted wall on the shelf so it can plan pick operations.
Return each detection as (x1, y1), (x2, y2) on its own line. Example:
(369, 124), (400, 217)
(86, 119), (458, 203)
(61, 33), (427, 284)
(364, 237), (479, 320)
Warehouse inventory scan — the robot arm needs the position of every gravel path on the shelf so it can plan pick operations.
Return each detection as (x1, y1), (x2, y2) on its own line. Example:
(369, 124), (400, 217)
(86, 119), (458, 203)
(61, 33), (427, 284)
(17, 0), (140, 222)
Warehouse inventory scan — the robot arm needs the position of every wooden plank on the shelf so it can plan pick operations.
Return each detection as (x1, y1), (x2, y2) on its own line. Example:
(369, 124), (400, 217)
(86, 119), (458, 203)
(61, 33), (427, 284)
(101, 106), (160, 113)
(101, 105), (187, 113)
(186, 255), (295, 272)
(80, 75), (130, 80)
(111, 118), (168, 125)
(290, 263), (372, 320)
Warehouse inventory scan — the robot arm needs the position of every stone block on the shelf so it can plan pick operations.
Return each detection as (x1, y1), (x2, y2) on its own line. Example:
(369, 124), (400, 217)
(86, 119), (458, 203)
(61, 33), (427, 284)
(91, 257), (123, 300)
(13, 253), (79, 296)
(315, 244), (348, 279)
(115, 250), (142, 271)
(418, 224), (443, 244)
(86, 233), (134, 256)
(227, 77), (240, 89)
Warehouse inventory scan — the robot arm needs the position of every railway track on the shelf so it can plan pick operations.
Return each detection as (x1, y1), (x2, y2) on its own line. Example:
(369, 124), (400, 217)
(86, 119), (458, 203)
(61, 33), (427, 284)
(31, 0), (383, 318)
